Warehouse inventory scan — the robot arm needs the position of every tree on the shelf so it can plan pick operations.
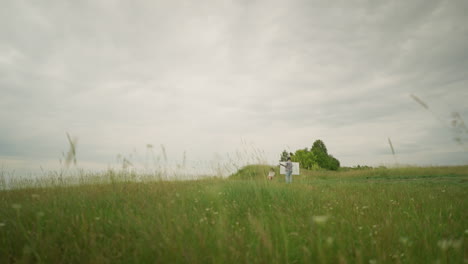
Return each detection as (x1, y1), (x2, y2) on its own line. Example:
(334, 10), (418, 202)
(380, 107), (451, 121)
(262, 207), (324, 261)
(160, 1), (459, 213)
(311, 140), (328, 169)
(279, 150), (289, 162)
(279, 139), (340, 171)
(327, 155), (340, 171)
(311, 140), (328, 155)
(291, 148), (318, 170)
(311, 139), (340, 170)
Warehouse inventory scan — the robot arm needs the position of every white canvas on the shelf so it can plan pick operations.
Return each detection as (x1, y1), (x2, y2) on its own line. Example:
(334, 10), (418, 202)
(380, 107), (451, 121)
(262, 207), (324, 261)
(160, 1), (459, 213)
(279, 162), (300, 175)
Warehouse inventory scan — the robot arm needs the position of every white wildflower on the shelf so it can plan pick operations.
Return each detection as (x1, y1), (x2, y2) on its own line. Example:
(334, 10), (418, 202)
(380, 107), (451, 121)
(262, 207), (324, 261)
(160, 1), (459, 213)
(438, 240), (450, 250)
(312, 215), (329, 224)
(438, 239), (462, 250)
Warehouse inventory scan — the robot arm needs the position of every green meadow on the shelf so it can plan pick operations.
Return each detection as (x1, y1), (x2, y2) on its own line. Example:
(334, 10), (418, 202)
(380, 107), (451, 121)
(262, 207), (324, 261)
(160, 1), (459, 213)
(1, 166), (467, 263)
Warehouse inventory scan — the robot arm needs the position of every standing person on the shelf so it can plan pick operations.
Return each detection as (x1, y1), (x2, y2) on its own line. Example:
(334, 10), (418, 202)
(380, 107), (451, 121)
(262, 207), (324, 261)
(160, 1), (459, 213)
(267, 168), (275, 181)
(280, 157), (293, 183)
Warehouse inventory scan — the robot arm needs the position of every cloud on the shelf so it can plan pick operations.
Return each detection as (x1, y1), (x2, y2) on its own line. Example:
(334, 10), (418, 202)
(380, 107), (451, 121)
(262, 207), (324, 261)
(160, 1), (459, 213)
(1, 0), (467, 174)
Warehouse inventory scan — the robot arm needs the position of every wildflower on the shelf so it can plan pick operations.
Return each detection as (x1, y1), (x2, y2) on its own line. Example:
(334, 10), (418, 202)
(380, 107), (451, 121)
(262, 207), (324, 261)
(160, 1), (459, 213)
(36, 212), (45, 218)
(326, 237), (334, 245)
(438, 240), (450, 250)
(399, 237), (409, 245)
(358, 226), (363, 230)
(438, 239), (462, 250)
(312, 215), (329, 224)
(464, 229), (468, 235)
(12, 204), (21, 210)
(95, 217), (100, 221)
(0, 222), (5, 227)
(369, 259), (377, 264)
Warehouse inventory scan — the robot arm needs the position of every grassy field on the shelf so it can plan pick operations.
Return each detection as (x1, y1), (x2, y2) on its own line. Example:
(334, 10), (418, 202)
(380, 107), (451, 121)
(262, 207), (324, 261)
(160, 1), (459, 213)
(1, 166), (467, 263)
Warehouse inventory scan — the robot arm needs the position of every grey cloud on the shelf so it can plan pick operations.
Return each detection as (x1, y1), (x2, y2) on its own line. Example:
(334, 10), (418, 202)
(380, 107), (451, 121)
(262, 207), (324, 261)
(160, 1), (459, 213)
(1, 0), (467, 172)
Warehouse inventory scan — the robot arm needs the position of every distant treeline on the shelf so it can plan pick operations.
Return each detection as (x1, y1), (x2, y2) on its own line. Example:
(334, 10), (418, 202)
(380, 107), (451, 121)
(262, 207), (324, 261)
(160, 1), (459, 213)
(339, 165), (379, 171)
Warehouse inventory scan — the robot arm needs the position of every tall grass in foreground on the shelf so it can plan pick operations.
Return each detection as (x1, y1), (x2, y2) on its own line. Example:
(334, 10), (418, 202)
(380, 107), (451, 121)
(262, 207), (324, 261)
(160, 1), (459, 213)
(0, 167), (467, 263)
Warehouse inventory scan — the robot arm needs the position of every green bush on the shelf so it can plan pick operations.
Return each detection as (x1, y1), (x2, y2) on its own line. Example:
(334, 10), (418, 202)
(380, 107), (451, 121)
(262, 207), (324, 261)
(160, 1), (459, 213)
(228, 165), (277, 180)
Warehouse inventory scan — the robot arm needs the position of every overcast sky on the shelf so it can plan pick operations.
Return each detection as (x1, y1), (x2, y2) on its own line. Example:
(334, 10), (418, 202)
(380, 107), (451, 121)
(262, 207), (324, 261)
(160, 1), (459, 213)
(1, 0), (467, 175)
